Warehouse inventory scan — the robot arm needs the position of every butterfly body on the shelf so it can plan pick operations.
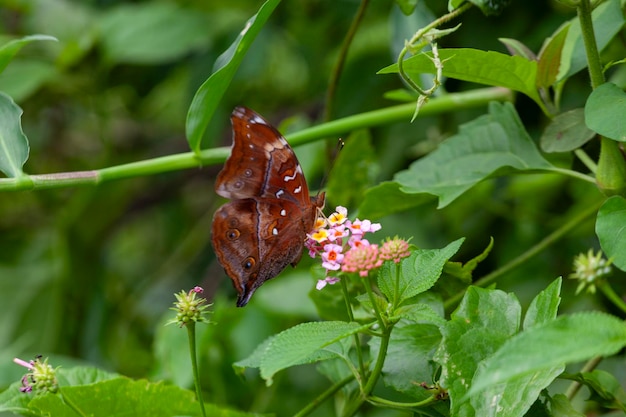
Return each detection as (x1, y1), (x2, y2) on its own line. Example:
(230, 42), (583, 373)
(211, 107), (325, 307)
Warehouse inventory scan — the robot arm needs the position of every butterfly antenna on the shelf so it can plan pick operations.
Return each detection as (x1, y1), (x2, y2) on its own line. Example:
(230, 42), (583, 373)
(315, 138), (345, 196)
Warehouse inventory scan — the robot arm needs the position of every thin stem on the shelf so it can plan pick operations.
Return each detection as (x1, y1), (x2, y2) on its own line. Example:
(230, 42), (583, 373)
(565, 356), (603, 400)
(364, 275), (385, 329)
(324, 0), (370, 121)
(574, 149), (598, 174)
(342, 324), (393, 417)
(577, 0), (605, 88)
(444, 200), (603, 312)
(292, 375), (354, 417)
(187, 323), (207, 417)
(0, 87), (511, 192)
(340, 277), (366, 380)
(368, 394), (437, 409)
(599, 282), (626, 315)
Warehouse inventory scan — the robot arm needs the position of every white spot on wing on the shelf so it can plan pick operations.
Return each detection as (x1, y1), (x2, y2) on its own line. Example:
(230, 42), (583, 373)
(272, 227), (278, 235)
(284, 172), (297, 182)
(251, 115), (265, 124)
(294, 186), (302, 194)
(280, 209), (286, 216)
(276, 190), (284, 198)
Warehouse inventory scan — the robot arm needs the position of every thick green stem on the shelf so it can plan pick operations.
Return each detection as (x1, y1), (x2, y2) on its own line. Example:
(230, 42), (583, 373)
(577, 0), (604, 89)
(0, 88), (511, 192)
(342, 325), (393, 417)
(340, 277), (366, 380)
(187, 323), (206, 417)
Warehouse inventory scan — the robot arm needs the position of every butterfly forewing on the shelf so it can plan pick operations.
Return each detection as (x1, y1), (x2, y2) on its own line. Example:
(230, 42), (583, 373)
(215, 106), (311, 205)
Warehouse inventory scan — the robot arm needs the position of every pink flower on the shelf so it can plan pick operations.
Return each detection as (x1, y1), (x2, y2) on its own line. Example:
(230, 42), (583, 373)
(380, 237), (411, 263)
(347, 219), (381, 235)
(327, 224), (349, 242)
(322, 244), (344, 271)
(341, 244), (383, 277)
(316, 276), (340, 290)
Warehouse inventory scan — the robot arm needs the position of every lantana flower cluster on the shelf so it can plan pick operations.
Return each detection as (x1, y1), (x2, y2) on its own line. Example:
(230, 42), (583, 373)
(306, 206), (409, 290)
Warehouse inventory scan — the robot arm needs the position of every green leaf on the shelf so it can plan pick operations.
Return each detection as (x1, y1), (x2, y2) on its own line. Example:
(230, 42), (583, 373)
(28, 377), (252, 417)
(0, 92), (29, 177)
(523, 278), (561, 330)
(575, 369), (626, 408)
(536, 23), (569, 88)
(499, 38), (536, 60)
(469, 312), (626, 396)
(596, 195), (626, 271)
(541, 108), (595, 152)
(236, 321), (370, 385)
(548, 394), (585, 417)
(99, 3), (210, 64)
(558, 0), (624, 81)
(394, 303), (446, 328)
(466, 0), (512, 16)
(378, 239), (464, 306)
(394, 102), (553, 208)
(0, 35), (57, 75)
(359, 181), (436, 220)
(379, 49), (541, 106)
(394, 0), (418, 15)
(186, 0), (281, 155)
(443, 237), (493, 284)
(435, 286), (522, 417)
(585, 83), (626, 141)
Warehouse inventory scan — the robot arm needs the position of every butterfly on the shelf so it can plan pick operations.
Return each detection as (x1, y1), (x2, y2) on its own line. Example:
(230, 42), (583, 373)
(211, 107), (325, 307)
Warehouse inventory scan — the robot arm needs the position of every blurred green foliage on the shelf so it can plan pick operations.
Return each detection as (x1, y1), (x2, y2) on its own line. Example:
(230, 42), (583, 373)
(0, 0), (624, 416)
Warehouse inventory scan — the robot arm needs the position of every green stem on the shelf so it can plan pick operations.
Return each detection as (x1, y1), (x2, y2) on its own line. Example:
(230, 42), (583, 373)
(444, 199), (603, 312)
(565, 355), (603, 400)
(577, 0), (605, 88)
(574, 149), (598, 174)
(364, 275), (385, 329)
(367, 394), (437, 409)
(340, 277), (366, 380)
(0, 88), (511, 192)
(599, 282), (626, 314)
(292, 375), (354, 417)
(187, 323), (206, 417)
(342, 324), (393, 417)
(324, 0), (370, 121)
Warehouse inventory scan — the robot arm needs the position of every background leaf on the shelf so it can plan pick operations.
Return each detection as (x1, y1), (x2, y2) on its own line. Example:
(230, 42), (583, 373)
(541, 108), (596, 152)
(0, 35), (57, 75)
(394, 102), (554, 208)
(585, 83), (626, 141)
(185, 0), (281, 155)
(596, 195), (626, 271)
(0, 92), (29, 177)
(379, 48), (541, 105)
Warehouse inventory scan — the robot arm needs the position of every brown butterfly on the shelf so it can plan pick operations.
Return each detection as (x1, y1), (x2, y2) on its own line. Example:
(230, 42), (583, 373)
(211, 107), (325, 307)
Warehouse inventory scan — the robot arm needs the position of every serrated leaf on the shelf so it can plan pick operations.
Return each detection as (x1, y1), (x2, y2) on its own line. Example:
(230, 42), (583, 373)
(596, 195), (626, 271)
(237, 321), (370, 385)
(378, 239), (464, 305)
(186, 0), (281, 155)
(585, 83), (626, 141)
(359, 181), (436, 220)
(0, 92), (29, 177)
(443, 237), (493, 283)
(99, 3), (210, 64)
(0, 35), (57, 75)
(469, 312), (626, 396)
(558, 0), (624, 81)
(393, 102), (554, 208)
(394, 303), (446, 328)
(536, 23), (569, 88)
(541, 108), (595, 152)
(435, 286), (522, 417)
(523, 278), (561, 329)
(379, 48), (541, 106)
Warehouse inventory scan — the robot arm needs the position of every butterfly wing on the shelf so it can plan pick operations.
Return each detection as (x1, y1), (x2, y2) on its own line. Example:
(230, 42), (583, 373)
(211, 197), (313, 307)
(215, 106), (311, 205)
